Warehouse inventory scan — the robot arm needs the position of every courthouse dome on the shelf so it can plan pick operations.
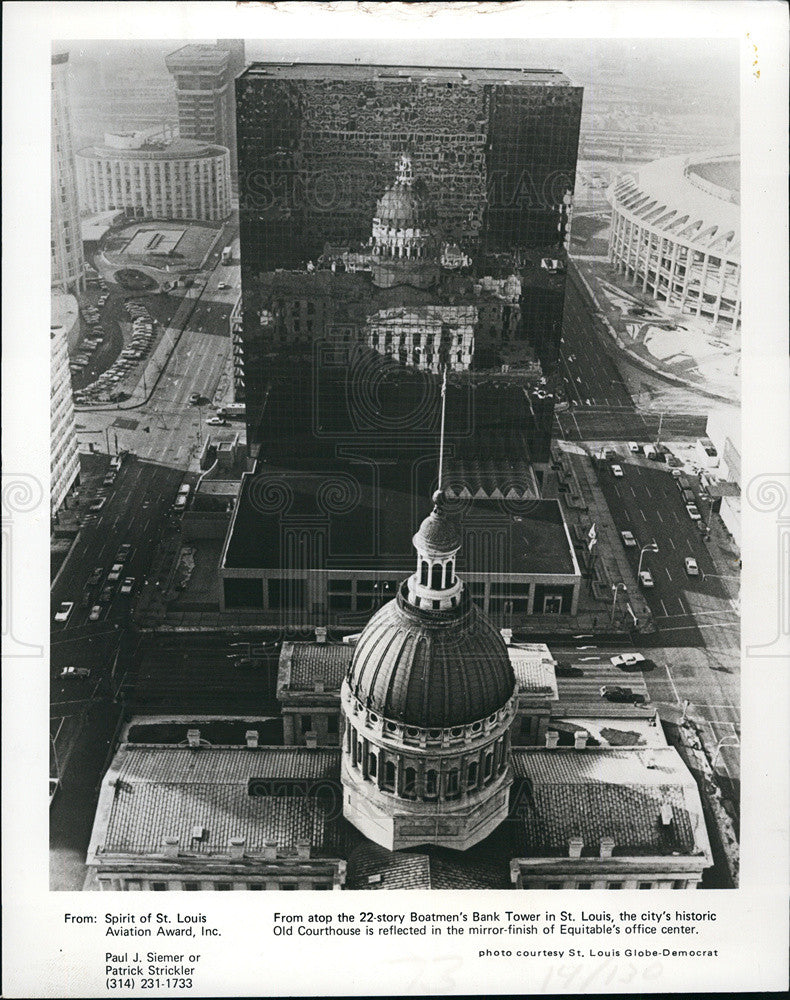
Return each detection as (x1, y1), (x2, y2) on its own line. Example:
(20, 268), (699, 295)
(347, 585), (516, 729)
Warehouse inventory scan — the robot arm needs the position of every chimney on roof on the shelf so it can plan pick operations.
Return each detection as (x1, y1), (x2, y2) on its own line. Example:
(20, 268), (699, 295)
(163, 836), (179, 858)
(315, 626), (327, 644)
(245, 729), (259, 748)
(229, 836), (245, 860)
(545, 730), (559, 748)
(600, 837), (615, 859)
(263, 839), (278, 860)
(501, 628), (513, 646)
(574, 731), (588, 749)
(568, 836), (584, 859)
(187, 728), (201, 747)
(296, 838), (311, 860)
(660, 802), (674, 826)
(314, 679), (325, 693)
(305, 732), (317, 749)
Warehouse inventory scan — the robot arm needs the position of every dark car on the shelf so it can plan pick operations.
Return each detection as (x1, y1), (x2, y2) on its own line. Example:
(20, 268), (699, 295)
(87, 566), (103, 587)
(116, 543), (132, 562)
(99, 585), (115, 603)
(600, 685), (646, 704)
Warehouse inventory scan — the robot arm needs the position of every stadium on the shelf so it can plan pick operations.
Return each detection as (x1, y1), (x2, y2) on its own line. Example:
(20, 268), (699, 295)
(607, 152), (740, 330)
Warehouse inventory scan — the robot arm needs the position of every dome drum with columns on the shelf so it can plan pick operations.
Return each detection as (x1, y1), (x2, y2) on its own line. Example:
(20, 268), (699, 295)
(341, 487), (518, 851)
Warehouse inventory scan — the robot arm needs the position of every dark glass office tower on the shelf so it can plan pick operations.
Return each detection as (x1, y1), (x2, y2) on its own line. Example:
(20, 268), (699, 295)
(235, 63), (582, 458)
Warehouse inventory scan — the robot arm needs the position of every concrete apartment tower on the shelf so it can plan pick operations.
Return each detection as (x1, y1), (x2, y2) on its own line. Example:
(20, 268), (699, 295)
(51, 52), (85, 293)
(165, 40), (245, 188)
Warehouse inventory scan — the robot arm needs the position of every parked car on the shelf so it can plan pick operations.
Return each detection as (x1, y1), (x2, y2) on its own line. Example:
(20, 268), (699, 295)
(684, 557), (700, 576)
(628, 441), (642, 454)
(60, 665), (90, 679)
(638, 570), (655, 588)
(206, 416), (226, 426)
(620, 530), (637, 547)
(103, 472), (116, 487)
(218, 281), (229, 289)
(189, 393), (201, 405)
(610, 652), (646, 670)
(120, 577), (135, 595)
(117, 543), (132, 562)
(99, 585), (115, 603)
(89, 604), (103, 621)
(600, 685), (645, 704)
(611, 464), (624, 477)
(87, 566), (103, 587)
(89, 496), (106, 513)
(107, 563), (124, 583)
(54, 601), (74, 623)
(686, 504), (702, 521)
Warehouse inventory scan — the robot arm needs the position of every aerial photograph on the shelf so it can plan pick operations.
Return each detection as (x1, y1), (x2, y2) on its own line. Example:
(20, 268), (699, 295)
(50, 36), (741, 892)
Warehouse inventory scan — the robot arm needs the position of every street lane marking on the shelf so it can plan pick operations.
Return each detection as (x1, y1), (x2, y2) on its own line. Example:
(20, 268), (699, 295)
(665, 567), (672, 581)
(640, 510), (647, 520)
(660, 598), (669, 616)
(630, 486), (637, 496)
(667, 536), (676, 549)
(655, 510), (663, 522)
(644, 487), (652, 498)
(663, 663), (682, 704)
(677, 596), (687, 614)
(657, 622), (740, 632)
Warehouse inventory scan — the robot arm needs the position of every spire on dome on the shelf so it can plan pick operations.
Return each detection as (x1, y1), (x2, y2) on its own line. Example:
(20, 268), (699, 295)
(396, 154), (414, 187)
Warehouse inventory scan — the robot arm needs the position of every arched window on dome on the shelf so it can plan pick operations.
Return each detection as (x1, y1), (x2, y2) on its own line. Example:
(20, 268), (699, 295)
(420, 560), (429, 586)
(444, 561), (454, 588)
(431, 564), (443, 590)
(368, 751), (377, 779)
(445, 769), (460, 799)
(483, 751), (494, 782)
(467, 761), (479, 788)
(425, 769), (438, 799)
(403, 766), (417, 799)
(383, 760), (396, 791)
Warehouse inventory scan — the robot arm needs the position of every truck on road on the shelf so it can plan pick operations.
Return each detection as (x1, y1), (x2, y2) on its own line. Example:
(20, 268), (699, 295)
(221, 246), (233, 265)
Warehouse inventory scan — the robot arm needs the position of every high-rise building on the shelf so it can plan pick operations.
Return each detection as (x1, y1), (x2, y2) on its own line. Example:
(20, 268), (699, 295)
(51, 52), (85, 293)
(235, 63), (583, 453)
(50, 293), (80, 517)
(165, 41), (245, 186)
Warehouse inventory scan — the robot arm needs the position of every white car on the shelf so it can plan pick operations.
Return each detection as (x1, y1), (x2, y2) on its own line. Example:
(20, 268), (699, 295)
(684, 557), (700, 576)
(54, 601), (74, 623)
(206, 416), (226, 426)
(638, 570), (655, 588)
(611, 465), (624, 477)
(610, 652), (646, 669)
(620, 530), (637, 547)
(89, 604), (102, 621)
(107, 563), (124, 583)
(628, 442), (641, 454)
(686, 504), (702, 520)
(218, 282), (229, 290)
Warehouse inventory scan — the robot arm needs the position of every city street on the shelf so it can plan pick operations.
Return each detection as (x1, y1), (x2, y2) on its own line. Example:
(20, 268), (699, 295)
(73, 244), (240, 468)
(594, 454), (740, 646)
(555, 266), (711, 441)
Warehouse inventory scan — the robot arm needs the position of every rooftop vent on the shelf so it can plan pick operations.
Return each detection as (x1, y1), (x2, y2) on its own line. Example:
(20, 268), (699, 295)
(315, 626), (327, 644)
(305, 732), (317, 749)
(545, 730), (560, 748)
(644, 751), (657, 769)
(296, 838), (311, 860)
(163, 836), (179, 858)
(574, 731), (588, 750)
(229, 837), (246, 860)
(660, 803), (674, 826)
(245, 730), (259, 748)
(600, 837), (615, 859)
(187, 728), (201, 748)
(500, 628), (513, 646)
(263, 839), (278, 860)
(568, 836), (584, 859)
